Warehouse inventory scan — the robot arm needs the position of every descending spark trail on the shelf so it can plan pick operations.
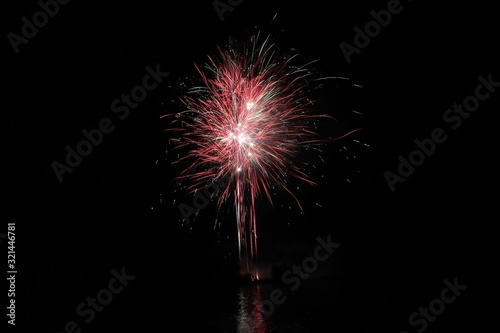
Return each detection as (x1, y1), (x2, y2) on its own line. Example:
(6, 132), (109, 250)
(165, 32), (343, 279)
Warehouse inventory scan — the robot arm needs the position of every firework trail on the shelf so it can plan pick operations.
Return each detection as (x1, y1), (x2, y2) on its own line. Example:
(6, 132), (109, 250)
(165, 32), (349, 279)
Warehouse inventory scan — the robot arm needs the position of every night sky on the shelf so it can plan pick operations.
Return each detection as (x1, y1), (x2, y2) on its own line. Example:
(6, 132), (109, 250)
(4, 0), (497, 332)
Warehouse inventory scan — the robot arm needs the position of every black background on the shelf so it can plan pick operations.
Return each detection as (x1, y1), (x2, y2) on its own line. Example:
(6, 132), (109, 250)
(3, 0), (497, 332)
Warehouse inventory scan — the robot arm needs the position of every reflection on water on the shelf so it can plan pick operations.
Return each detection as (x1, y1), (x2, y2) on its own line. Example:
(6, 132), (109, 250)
(236, 284), (271, 333)
(184, 278), (344, 331)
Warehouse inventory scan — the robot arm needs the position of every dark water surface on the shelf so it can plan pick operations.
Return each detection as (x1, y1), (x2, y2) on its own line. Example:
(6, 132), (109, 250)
(125, 273), (484, 333)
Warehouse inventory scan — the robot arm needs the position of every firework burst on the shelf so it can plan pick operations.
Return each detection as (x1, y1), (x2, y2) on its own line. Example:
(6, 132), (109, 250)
(165, 32), (341, 279)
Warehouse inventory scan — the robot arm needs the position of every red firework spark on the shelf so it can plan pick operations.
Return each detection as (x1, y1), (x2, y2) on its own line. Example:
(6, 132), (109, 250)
(165, 33), (336, 279)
